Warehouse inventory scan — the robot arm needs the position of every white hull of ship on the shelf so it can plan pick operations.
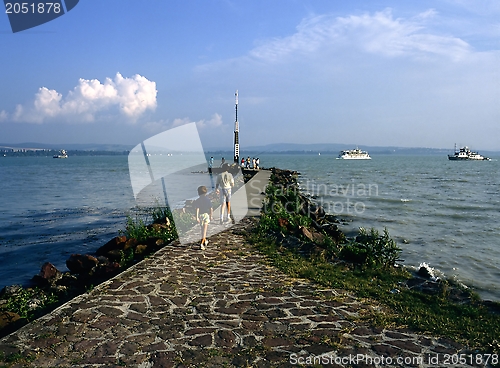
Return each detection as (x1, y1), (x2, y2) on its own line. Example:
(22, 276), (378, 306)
(337, 155), (371, 160)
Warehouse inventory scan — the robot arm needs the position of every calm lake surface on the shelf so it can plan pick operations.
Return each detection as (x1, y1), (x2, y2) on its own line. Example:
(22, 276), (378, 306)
(0, 153), (498, 301)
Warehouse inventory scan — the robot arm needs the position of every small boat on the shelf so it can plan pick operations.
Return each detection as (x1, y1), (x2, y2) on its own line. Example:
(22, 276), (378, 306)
(448, 145), (490, 161)
(337, 148), (371, 160)
(53, 149), (68, 158)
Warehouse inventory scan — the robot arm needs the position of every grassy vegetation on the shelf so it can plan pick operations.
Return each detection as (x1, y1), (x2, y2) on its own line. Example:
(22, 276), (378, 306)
(251, 173), (500, 355)
(3, 287), (58, 321)
(122, 206), (180, 243)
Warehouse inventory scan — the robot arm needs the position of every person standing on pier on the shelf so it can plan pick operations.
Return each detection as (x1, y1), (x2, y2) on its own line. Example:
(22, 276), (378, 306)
(208, 156), (214, 173)
(215, 163), (234, 224)
(194, 185), (213, 250)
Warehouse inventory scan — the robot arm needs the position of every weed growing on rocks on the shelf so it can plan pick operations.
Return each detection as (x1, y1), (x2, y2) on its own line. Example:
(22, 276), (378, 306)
(4, 287), (57, 320)
(339, 227), (401, 269)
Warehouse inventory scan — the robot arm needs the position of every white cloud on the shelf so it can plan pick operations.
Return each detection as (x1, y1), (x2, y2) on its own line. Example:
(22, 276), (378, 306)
(196, 113), (223, 129)
(248, 9), (471, 62)
(145, 113), (224, 134)
(12, 73), (157, 124)
(0, 110), (7, 122)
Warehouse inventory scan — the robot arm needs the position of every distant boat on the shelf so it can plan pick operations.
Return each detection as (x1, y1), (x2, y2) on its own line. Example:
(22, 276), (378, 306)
(53, 149), (68, 159)
(337, 148), (371, 160)
(448, 145), (490, 161)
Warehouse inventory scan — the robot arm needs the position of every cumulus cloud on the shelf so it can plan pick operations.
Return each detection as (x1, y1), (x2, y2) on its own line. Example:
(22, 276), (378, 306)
(12, 73), (157, 124)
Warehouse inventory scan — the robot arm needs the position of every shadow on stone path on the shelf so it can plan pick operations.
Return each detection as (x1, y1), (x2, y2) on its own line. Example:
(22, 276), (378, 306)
(0, 171), (480, 367)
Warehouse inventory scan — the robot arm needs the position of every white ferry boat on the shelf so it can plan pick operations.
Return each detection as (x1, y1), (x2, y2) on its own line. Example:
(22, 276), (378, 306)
(53, 149), (68, 159)
(337, 148), (371, 160)
(448, 145), (490, 161)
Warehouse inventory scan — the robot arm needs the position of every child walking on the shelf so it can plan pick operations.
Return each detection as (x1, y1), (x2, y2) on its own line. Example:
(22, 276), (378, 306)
(194, 186), (213, 250)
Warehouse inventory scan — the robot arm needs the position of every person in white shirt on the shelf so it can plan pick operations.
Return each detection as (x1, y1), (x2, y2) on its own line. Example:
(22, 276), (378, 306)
(215, 163), (234, 224)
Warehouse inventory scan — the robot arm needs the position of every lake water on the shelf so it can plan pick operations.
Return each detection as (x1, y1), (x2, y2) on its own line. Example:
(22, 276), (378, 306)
(0, 153), (498, 302)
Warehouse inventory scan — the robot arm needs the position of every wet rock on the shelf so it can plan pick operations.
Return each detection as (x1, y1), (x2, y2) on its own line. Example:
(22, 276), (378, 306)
(0, 285), (22, 298)
(417, 266), (433, 279)
(96, 256), (109, 265)
(321, 223), (346, 244)
(299, 226), (326, 245)
(95, 262), (121, 278)
(146, 238), (164, 251)
(0, 311), (21, 329)
(31, 262), (62, 286)
(482, 300), (500, 315)
(324, 214), (340, 224)
(300, 226), (314, 242)
(95, 236), (127, 257)
(106, 249), (123, 263)
(66, 254), (99, 274)
(123, 238), (137, 251)
(282, 235), (301, 249)
(56, 272), (78, 287)
(39, 262), (61, 280)
(300, 200), (325, 221)
(135, 244), (148, 255)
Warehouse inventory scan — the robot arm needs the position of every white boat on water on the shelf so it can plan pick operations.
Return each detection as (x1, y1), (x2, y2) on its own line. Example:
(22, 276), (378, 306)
(448, 145), (490, 161)
(53, 149), (68, 159)
(337, 148), (371, 160)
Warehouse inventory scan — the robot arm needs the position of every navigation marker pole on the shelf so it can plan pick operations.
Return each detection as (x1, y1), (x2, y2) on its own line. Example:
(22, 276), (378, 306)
(233, 90), (240, 163)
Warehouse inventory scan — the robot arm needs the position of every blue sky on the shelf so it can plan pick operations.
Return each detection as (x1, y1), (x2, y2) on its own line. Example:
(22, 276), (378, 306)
(1, 0), (499, 150)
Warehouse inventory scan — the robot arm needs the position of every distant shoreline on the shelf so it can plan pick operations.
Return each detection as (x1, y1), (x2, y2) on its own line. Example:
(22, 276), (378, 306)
(1, 150), (129, 157)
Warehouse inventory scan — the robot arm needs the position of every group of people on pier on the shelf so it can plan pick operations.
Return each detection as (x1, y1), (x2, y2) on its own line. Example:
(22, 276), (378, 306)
(208, 156), (260, 170)
(241, 156), (259, 169)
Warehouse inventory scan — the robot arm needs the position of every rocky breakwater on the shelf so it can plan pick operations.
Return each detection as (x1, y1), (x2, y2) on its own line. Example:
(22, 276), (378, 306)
(0, 214), (177, 338)
(263, 167), (347, 255)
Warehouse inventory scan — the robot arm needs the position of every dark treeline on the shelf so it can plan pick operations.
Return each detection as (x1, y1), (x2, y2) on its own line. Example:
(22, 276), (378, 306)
(1, 150), (129, 157)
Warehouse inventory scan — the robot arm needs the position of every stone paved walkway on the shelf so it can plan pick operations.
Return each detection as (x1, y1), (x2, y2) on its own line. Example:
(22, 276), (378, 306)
(0, 171), (486, 367)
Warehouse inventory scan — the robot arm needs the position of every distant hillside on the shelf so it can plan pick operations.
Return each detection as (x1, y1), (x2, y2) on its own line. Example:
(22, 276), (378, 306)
(242, 143), (449, 155)
(240, 143), (499, 156)
(0, 142), (134, 151)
